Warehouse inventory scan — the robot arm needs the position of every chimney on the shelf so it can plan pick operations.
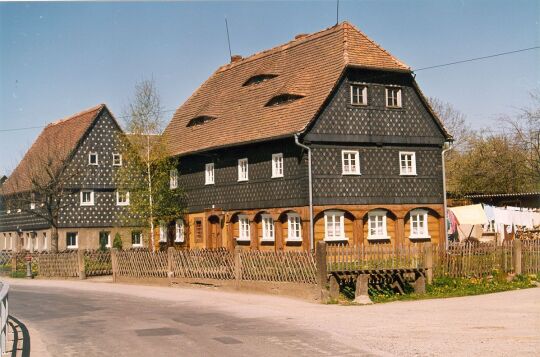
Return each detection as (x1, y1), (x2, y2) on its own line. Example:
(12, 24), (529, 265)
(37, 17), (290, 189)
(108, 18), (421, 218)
(231, 55), (243, 63)
(295, 33), (308, 40)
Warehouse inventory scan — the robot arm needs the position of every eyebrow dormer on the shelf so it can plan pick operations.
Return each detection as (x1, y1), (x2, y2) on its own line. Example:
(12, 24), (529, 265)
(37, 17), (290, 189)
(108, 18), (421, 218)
(243, 74), (278, 86)
(265, 93), (304, 107)
(186, 115), (217, 127)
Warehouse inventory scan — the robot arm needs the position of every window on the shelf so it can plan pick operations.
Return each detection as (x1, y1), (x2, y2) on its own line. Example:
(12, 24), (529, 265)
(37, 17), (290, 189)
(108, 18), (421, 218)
(35, 234), (39, 251)
(238, 158), (248, 181)
(131, 231), (143, 247)
(237, 215), (250, 241)
(272, 153), (284, 178)
(43, 232), (47, 250)
(350, 84), (367, 105)
(159, 221), (167, 243)
(399, 152), (417, 176)
(80, 190), (94, 206)
(409, 210), (430, 239)
(265, 94), (304, 107)
(116, 191), (130, 206)
(287, 213), (302, 241)
(243, 74), (278, 86)
(175, 219), (185, 243)
(66, 232), (78, 249)
(30, 202), (35, 210)
(261, 215), (275, 241)
(342, 150), (360, 175)
(99, 231), (111, 248)
(386, 87), (402, 108)
(186, 115), (217, 127)
(88, 152), (98, 165)
(368, 210), (389, 240)
(205, 163), (215, 185)
(170, 169), (178, 189)
(9, 233), (12, 250)
(194, 219), (203, 243)
(112, 153), (122, 166)
(324, 211), (346, 241)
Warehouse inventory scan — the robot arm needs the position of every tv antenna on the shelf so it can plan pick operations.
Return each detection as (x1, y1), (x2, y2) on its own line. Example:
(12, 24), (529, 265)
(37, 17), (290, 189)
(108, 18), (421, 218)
(225, 17), (232, 61)
(336, 0), (340, 25)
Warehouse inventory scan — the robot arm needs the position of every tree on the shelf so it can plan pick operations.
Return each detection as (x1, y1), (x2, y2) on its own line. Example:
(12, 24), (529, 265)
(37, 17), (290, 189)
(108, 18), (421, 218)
(116, 79), (185, 251)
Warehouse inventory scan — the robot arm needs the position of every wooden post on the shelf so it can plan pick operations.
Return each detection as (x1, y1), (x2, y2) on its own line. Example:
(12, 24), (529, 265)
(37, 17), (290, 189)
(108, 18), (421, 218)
(275, 219), (283, 251)
(396, 218), (405, 247)
(234, 246), (241, 289)
(111, 248), (118, 283)
(354, 274), (373, 304)
(424, 242), (433, 284)
(328, 275), (339, 301)
(315, 241), (328, 302)
(167, 246), (174, 284)
(250, 221), (259, 251)
(512, 239), (522, 275)
(77, 249), (86, 280)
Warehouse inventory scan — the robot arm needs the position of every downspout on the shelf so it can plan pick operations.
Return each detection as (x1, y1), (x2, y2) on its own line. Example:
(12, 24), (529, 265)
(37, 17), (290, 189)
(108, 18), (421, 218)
(442, 141), (454, 250)
(294, 134), (314, 251)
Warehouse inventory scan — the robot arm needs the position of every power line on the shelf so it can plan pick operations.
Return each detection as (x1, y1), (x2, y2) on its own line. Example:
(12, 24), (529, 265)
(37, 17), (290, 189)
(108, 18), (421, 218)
(1, 46), (538, 134)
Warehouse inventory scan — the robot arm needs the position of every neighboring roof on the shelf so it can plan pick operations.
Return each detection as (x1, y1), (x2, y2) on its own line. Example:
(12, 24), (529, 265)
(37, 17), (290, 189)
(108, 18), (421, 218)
(1, 104), (105, 195)
(465, 192), (540, 199)
(164, 21), (419, 156)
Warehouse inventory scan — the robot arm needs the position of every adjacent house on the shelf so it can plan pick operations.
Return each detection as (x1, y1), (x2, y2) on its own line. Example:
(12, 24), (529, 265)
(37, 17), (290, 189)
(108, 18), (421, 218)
(163, 22), (452, 251)
(0, 104), (143, 251)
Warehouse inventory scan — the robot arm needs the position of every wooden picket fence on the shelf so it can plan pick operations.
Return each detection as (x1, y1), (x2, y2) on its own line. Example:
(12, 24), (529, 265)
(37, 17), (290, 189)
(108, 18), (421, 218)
(171, 248), (235, 280)
(326, 244), (426, 272)
(84, 250), (112, 276)
(239, 250), (317, 284)
(114, 249), (168, 278)
(522, 239), (540, 274)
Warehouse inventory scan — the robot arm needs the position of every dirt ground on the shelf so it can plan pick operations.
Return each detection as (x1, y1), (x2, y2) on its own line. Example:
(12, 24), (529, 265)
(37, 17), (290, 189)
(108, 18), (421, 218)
(5, 277), (540, 356)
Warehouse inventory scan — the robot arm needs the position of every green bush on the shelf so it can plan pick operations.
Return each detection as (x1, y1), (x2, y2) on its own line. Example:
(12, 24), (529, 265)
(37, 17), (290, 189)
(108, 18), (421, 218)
(113, 233), (123, 250)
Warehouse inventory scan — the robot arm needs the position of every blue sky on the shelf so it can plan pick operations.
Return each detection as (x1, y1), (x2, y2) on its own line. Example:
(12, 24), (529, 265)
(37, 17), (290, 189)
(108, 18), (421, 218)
(0, 0), (539, 175)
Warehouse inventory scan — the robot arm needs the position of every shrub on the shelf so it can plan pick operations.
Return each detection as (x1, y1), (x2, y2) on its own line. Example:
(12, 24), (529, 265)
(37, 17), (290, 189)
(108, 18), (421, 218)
(113, 233), (123, 250)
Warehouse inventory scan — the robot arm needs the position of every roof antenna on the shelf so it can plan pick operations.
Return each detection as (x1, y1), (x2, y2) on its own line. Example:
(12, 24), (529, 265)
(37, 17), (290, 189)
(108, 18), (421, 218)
(336, 0), (340, 25)
(225, 17), (232, 61)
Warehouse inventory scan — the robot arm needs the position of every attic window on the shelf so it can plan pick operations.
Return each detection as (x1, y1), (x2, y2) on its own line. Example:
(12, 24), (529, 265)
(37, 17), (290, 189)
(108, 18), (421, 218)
(186, 115), (216, 127)
(265, 94), (304, 107)
(243, 74), (278, 86)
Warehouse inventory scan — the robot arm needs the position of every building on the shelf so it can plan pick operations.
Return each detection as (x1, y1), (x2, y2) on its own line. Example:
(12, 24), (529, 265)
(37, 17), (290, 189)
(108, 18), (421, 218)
(163, 22), (452, 252)
(0, 104), (144, 251)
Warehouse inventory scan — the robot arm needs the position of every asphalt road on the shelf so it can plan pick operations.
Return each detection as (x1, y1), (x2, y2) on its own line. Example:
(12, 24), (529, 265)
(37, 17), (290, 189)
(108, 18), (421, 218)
(6, 278), (540, 357)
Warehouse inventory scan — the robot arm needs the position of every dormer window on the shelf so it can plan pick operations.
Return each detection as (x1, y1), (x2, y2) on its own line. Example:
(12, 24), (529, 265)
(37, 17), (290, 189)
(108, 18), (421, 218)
(88, 152), (98, 165)
(243, 74), (278, 86)
(265, 94), (304, 107)
(186, 115), (216, 127)
(350, 85), (367, 105)
(386, 87), (402, 108)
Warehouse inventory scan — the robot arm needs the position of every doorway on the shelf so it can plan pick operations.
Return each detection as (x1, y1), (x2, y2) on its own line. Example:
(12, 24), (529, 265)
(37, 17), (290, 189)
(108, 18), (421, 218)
(208, 216), (222, 249)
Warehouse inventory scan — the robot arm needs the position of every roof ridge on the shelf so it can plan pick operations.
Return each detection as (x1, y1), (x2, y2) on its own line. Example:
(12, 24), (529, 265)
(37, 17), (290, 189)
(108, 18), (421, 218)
(47, 104), (105, 127)
(216, 23), (346, 73)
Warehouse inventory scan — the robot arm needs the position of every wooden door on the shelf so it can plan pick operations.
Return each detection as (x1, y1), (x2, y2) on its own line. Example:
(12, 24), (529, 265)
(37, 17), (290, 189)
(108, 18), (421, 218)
(208, 216), (221, 249)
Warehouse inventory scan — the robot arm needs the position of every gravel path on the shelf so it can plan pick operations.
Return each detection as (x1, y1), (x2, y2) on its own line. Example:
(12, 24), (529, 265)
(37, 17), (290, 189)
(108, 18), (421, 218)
(4, 278), (540, 356)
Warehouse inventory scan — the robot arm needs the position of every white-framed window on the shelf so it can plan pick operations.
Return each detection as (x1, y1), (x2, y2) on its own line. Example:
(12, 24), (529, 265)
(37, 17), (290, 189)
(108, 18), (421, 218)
(80, 190), (94, 206)
(43, 232), (47, 251)
(112, 153), (122, 166)
(287, 213), (302, 241)
(350, 84), (367, 105)
(386, 87), (402, 108)
(2, 234), (6, 250)
(409, 209), (430, 239)
(159, 221), (167, 242)
(175, 219), (185, 243)
(368, 210), (389, 240)
(324, 211), (346, 241)
(116, 191), (130, 206)
(88, 152), (98, 165)
(399, 151), (417, 176)
(66, 232), (78, 249)
(237, 215), (250, 241)
(30, 202), (35, 210)
(99, 231), (111, 248)
(238, 158), (248, 181)
(261, 214), (275, 241)
(170, 169), (178, 189)
(205, 163), (215, 185)
(9, 233), (12, 250)
(342, 150), (360, 175)
(271, 153), (284, 178)
(132, 231), (143, 247)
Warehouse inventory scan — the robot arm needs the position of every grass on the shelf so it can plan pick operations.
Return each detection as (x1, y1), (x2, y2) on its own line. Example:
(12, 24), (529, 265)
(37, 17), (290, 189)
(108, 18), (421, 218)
(338, 271), (539, 304)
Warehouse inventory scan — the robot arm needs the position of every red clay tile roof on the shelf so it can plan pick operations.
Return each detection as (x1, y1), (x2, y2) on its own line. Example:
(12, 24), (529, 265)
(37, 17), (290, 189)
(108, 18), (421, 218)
(163, 22), (412, 156)
(1, 104), (105, 195)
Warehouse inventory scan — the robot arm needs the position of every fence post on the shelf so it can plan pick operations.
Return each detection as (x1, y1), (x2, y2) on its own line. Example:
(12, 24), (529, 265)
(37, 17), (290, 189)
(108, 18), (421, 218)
(234, 246), (241, 289)
(77, 249), (86, 280)
(512, 239), (522, 275)
(424, 242), (433, 284)
(315, 241), (328, 302)
(11, 255), (17, 274)
(167, 247), (174, 285)
(111, 248), (118, 283)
